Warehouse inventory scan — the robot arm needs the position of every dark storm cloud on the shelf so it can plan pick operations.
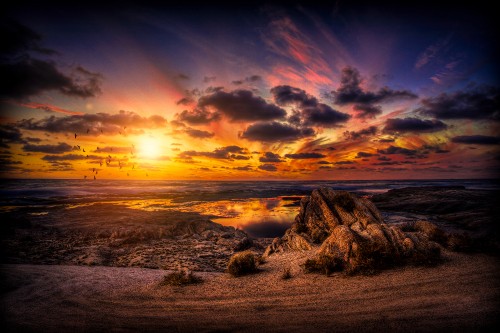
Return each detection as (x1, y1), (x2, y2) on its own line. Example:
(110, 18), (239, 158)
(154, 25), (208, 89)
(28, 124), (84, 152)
(302, 104), (351, 127)
(176, 108), (221, 125)
(198, 90), (286, 122)
(258, 164), (278, 172)
(22, 142), (72, 154)
(271, 85), (351, 127)
(259, 152), (284, 163)
(0, 125), (26, 148)
(0, 20), (55, 56)
(1, 58), (102, 100)
(353, 104), (383, 119)
(383, 117), (448, 133)
(42, 154), (100, 161)
(240, 121), (315, 142)
(271, 85), (318, 107)
(0, 20), (102, 100)
(418, 86), (500, 121)
(377, 145), (418, 156)
(179, 145), (249, 160)
(332, 67), (418, 105)
(451, 135), (500, 145)
(17, 110), (167, 134)
(355, 152), (376, 158)
(284, 152), (326, 159)
(184, 128), (214, 139)
(343, 126), (378, 140)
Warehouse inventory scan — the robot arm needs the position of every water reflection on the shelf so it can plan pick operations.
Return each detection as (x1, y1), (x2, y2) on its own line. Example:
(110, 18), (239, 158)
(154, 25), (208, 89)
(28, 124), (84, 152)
(64, 196), (302, 238)
(211, 197), (300, 238)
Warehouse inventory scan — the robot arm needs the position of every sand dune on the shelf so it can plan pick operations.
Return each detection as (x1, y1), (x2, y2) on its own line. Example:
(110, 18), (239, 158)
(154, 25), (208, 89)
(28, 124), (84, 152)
(2, 250), (499, 332)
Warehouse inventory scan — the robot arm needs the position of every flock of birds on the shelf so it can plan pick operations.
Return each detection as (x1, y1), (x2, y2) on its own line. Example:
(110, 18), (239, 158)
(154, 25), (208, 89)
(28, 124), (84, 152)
(74, 128), (148, 180)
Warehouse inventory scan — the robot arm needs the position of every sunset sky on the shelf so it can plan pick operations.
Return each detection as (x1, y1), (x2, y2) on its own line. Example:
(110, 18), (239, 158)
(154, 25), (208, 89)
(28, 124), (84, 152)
(1, 1), (498, 180)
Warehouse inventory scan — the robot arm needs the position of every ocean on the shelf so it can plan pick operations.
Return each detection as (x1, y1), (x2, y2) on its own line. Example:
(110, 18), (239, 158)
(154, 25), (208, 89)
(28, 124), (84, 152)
(1, 179), (498, 237)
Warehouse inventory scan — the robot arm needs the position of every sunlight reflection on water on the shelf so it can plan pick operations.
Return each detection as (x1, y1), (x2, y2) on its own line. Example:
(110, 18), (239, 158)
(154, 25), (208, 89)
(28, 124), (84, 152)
(63, 196), (302, 237)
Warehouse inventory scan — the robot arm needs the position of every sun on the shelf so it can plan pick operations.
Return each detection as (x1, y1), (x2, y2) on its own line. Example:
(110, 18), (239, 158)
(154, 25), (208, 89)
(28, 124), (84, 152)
(138, 136), (162, 159)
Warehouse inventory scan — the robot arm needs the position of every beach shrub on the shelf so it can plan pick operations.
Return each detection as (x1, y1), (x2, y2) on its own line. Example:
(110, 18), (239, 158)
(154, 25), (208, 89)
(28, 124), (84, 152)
(281, 266), (292, 280)
(303, 254), (342, 276)
(414, 221), (447, 244)
(160, 269), (203, 286)
(233, 237), (253, 252)
(227, 251), (257, 277)
(446, 232), (473, 252)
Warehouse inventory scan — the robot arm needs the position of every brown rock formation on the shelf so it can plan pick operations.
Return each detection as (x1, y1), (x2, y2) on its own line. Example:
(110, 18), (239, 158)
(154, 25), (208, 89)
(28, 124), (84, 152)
(265, 188), (441, 274)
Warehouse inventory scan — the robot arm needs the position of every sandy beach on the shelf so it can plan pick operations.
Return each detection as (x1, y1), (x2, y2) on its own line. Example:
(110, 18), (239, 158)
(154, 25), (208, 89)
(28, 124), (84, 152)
(2, 250), (499, 332)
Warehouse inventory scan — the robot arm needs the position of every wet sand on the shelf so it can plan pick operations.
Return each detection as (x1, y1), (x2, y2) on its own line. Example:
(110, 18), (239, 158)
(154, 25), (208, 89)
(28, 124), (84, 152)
(2, 250), (499, 332)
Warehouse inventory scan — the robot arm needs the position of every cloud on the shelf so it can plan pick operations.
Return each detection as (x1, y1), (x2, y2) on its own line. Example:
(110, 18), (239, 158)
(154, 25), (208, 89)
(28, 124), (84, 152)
(1, 58), (102, 100)
(302, 104), (351, 127)
(418, 86), (500, 121)
(259, 152), (284, 163)
(355, 152), (376, 158)
(203, 76), (216, 83)
(41, 154), (100, 161)
(93, 146), (132, 154)
(176, 108), (220, 125)
(258, 164), (278, 172)
(451, 135), (500, 145)
(18, 102), (84, 115)
(1, 20), (55, 56)
(0, 125), (26, 148)
(414, 36), (451, 70)
(178, 145), (249, 160)
(17, 110), (167, 134)
(271, 85), (350, 127)
(352, 104), (383, 119)
(285, 152), (326, 159)
(377, 145), (417, 156)
(184, 128), (214, 139)
(343, 126), (378, 140)
(332, 66), (417, 105)
(240, 121), (315, 142)
(271, 85), (317, 107)
(197, 89), (286, 122)
(334, 161), (355, 165)
(176, 97), (194, 106)
(233, 166), (254, 171)
(383, 117), (448, 133)
(22, 142), (73, 154)
(232, 75), (262, 85)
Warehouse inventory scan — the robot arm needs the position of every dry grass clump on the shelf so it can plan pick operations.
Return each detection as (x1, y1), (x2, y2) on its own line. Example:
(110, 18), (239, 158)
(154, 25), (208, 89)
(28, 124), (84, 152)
(414, 221), (448, 243)
(227, 251), (257, 277)
(160, 269), (203, 286)
(303, 254), (342, 276)
(281, 267), (292, 280)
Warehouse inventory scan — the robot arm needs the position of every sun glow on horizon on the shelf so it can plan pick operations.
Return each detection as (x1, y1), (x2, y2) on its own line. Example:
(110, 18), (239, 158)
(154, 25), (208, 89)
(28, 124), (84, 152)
(138, 136), (162, 159)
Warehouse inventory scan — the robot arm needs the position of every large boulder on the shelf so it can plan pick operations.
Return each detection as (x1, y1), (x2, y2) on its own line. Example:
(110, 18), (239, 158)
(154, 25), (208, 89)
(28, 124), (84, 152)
(265, 187), (441, 274)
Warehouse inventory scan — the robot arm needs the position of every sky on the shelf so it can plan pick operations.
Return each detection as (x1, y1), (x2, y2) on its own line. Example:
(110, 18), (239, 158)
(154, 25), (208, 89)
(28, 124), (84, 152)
(1, 0), (499, 180)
